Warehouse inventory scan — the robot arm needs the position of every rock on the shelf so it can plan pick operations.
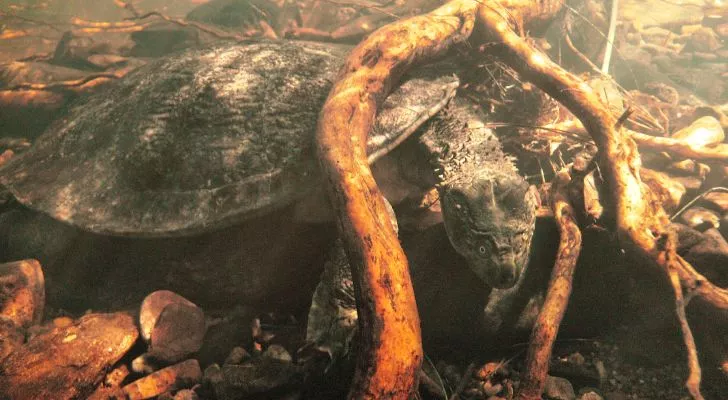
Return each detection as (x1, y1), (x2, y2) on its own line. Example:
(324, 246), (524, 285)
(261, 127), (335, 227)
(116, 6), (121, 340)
(680, 207), (721, 230)
(0, 259), (44, 328)
(594, 360), (607, 385)
(204, 363), (225, 398)
(186, 0), (285, 31)
(139, 290), (206, 364)
(579, 391), (604, 400)
(105, 364), (131, 386)
(641, 26), (673, 44)
(132, 353), (162, 374)
(224, 346), (251, 365)
(0, 149), (13, 168)
(567, 352), (586, 366)
(129, 25), (200, 57)
(52, 316), (74, 328)
(671, 116), (725, 146)
(476, 362), (510, 380)
(213, 358), (303, 399)
(196, 307), (255, 367)
(682, 228), (728, 286)
(0, 313), (138, 400)
(482, 380), (503, 397)
(87, 54), (130, 70)
(174, 389), (200, 400)
(51, 31), (106, 71)
(123, 359), (202, 400)
(671, 175), (703, 192)
(716, 23), (728, 39)
(549, 359), (602, 390)
(544, 375), (576, 400)
(621, 0), (703, 29)
(667, 159), (711, 178)
(703, 191), (728, 213)
(87, 365), (131, 400)
(604, 391), (628, 400)
(140, 290), (196, 341)
(683, 26), (722, 53)
(263, 344), (293, 363)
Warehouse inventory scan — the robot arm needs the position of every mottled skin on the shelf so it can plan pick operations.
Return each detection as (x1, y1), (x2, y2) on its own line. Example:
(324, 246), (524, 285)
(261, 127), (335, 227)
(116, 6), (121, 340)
(410, 101), (539, 288)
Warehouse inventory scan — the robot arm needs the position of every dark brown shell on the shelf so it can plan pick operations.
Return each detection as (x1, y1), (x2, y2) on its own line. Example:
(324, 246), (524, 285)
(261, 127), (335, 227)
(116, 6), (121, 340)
(0, 40), (458, 236)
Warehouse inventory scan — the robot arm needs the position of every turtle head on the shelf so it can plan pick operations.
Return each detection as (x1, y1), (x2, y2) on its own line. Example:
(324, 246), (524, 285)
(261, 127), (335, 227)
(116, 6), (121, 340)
(440, 173), (539, 288)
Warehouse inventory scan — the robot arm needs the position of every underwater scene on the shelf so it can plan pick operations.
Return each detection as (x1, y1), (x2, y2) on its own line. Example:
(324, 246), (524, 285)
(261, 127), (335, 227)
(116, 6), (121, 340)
(0, 0), (727, 399)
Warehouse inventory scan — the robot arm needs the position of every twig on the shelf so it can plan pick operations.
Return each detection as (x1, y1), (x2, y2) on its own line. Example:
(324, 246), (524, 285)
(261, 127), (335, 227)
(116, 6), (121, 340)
(564, 32), (600, 73)
(117, 1), (251, 41)
(600, 0), (618, 74)
(3, 73), (122, 92)
(519, 170), (581, 400)
(663, 232), (703, 399)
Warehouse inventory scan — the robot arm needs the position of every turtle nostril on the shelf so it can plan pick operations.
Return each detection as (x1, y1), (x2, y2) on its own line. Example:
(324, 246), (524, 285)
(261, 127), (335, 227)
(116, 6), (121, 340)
(496, 244), (512, 256)
(498, 265), (516, 286)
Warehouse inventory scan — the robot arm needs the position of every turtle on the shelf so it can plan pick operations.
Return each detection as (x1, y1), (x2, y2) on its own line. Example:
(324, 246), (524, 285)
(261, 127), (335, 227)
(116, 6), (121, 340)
(0, 40), (539, 313)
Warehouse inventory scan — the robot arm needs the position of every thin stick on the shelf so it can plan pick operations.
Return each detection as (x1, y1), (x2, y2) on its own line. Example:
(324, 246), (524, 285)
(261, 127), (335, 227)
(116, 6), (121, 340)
(664, 232), (703, 399)
(601, 0), (618, 74)
(519, 170), (581, 400)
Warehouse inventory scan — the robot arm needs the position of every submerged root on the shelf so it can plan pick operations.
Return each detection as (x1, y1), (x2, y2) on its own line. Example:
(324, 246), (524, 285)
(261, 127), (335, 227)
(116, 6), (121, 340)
(519, 170), (581, 400)
(316, 0), (728, 398)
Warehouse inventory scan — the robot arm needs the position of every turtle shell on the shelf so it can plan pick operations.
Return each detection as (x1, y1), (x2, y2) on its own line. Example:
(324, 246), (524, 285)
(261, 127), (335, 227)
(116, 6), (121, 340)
(0, 40), (458, 236)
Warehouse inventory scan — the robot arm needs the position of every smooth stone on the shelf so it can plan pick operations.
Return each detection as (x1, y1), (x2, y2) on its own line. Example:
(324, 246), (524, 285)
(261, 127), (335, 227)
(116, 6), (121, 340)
(671, 116), (724, 146)
(681, 207), (721, 230)
(544, 375), (577, 400)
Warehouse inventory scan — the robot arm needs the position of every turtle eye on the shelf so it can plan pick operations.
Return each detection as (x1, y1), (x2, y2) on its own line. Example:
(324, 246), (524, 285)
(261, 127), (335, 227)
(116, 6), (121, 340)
(478, 245), (487, 254)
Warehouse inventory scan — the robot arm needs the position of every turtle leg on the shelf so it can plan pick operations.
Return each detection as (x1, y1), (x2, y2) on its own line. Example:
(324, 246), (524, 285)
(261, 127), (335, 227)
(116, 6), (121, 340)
(0, 206), (79, 268)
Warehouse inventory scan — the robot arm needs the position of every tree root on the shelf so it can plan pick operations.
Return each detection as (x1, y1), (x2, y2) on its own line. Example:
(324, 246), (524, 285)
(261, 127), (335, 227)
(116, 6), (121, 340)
(476, 3), (727, 398)
(315, 3), (480, 397)
(549, 119), (728, 162)
(116, 1), (259, 41)
(316, 0), (728, 398)
(3, 73), (123, 93)
(631, 131), (728, 162)
(519, 170), (581, 400)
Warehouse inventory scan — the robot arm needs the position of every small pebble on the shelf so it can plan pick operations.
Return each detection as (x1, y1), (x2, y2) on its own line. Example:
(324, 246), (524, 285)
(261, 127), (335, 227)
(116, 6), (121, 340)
(174, 389), (200, 400)
(568, 352), (586, 366)
(544, 375), (576, 400)
(482, 380), (502, 397)
(263, 344), (292, 363)
(123, 359), (202, 400)
(224, 346), (250, 365)
(681, 207), (720, 230)
(579, 391), (604, 400)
